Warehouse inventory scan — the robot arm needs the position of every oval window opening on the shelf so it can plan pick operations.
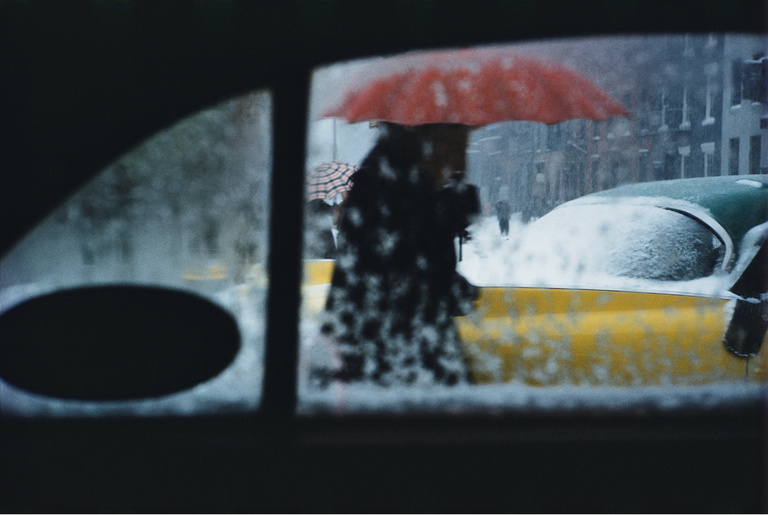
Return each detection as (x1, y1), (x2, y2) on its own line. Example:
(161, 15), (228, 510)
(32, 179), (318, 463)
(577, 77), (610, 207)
(0, 286), (240, 401)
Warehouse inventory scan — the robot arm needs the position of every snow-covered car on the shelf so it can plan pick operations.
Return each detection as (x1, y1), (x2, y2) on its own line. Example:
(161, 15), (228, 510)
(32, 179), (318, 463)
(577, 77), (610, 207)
(302, 175), (768, 387)
(458, 174), (768, 386)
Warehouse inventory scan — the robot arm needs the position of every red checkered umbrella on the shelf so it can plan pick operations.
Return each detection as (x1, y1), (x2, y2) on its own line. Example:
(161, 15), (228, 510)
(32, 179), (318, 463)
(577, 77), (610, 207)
(306, 161), (360, 204)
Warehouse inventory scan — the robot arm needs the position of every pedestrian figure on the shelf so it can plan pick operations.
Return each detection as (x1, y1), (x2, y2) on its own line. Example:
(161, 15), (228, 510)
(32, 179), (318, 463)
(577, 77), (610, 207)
(315, 123), (480, 387)
(495, 199), (511, 236)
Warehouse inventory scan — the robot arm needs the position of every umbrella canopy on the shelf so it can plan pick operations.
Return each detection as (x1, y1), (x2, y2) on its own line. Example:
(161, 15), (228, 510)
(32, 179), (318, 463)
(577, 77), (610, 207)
(306, 160), (360, 204)
(321, 48), (629, 126)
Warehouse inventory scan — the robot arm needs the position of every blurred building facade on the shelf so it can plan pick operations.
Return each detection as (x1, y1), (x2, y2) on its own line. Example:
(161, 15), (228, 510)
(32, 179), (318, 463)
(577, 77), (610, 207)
(469, 34), (766, 220)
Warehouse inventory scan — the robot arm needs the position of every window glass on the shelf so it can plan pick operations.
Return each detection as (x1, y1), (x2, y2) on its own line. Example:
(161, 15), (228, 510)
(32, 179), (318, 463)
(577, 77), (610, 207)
(297, 35), (767, 415)
(0, 92), (272, 416)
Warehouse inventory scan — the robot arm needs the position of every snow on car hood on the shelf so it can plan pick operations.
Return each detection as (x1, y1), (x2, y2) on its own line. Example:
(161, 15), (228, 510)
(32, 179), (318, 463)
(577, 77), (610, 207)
(458, 205), (733, 298)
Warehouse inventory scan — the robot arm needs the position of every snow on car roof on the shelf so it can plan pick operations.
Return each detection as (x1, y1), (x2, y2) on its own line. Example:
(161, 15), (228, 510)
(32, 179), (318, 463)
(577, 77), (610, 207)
(576, 176), (768, 254)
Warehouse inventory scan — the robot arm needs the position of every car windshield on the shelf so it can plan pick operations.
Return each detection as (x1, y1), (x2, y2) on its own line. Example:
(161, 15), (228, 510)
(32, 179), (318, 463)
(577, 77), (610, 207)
(458, 202), (727, 291)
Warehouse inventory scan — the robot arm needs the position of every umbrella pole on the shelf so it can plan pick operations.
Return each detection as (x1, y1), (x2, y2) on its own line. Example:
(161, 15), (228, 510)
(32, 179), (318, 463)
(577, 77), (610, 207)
(458, 233), (463, 261)
(333, 119), (337, 161)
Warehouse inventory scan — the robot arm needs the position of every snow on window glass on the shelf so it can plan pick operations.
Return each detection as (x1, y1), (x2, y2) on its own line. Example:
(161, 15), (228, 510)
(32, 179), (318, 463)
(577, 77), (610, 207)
(0, 92), (272, 416)
(298, 35), (767, 415)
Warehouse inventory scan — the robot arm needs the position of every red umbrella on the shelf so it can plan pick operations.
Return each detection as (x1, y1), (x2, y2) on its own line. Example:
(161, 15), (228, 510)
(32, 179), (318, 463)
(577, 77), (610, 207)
(306, 161), (360, 203)
(321, 47), (629, 126)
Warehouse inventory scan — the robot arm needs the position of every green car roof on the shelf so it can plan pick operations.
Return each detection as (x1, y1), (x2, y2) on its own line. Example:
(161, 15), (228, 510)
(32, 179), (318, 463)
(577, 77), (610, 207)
(582, 175), (768, 253)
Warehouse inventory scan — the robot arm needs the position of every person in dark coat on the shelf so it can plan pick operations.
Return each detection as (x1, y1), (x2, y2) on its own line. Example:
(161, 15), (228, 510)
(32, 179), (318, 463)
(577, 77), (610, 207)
(495, 199), (511, 236)
(315, 123), (480, 387)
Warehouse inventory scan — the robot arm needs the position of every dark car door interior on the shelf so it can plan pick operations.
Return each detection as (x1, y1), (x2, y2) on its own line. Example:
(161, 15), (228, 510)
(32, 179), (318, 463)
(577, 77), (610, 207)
(2, 2), (766, 512)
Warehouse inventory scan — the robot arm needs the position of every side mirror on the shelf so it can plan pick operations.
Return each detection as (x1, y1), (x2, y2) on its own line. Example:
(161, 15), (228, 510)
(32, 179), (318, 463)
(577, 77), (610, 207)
(723, 297), (768, 357)
(724, 231), (768, 356)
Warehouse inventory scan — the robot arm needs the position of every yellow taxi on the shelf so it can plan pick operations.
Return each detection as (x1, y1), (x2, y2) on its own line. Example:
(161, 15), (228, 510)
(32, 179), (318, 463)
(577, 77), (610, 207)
(302, 175), (768, 386)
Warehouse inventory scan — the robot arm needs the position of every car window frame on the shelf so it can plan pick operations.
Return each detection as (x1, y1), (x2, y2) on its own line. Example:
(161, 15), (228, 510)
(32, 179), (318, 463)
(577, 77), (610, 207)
(1, 32), (764, 422)
(3, 3), (767, 512)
